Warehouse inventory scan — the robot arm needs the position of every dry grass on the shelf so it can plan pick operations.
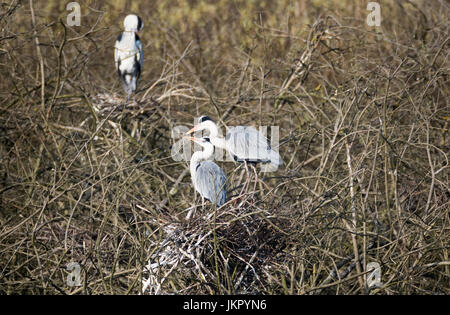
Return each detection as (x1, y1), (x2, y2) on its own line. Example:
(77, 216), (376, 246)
(0, 0), (448, 294)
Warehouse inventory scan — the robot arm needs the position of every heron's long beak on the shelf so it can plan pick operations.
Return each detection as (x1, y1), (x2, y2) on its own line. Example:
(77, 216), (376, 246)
(187, 136), (204, 146)
(185, 126), (198, 135)
(183, 136), (198, 143)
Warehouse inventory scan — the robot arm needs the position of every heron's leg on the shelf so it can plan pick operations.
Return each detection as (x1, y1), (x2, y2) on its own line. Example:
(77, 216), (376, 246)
(239, 161), (251, 196)
(250, 164), (258, 192)
(245, 161), (251, 190)
(235, 164), (245, 188)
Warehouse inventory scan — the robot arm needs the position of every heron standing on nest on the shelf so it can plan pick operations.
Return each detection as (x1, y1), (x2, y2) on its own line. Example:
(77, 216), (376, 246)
(185, 136), (227, 219)
(186, 116), (283, 192)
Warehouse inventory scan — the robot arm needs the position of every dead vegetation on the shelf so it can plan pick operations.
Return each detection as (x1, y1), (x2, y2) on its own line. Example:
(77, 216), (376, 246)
(0, 0), (449, 294)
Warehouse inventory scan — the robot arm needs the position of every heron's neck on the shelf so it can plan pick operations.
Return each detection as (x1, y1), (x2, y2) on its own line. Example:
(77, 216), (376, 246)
(210, 136), (226, 150)
(122, 31), (136, 42)
(204, 122), (227, 149)
(190, 145), (214, 177)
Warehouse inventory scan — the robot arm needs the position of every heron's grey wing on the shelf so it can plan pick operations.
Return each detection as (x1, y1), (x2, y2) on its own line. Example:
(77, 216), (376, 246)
(247, 126), (283, 165)
(227, 126), (272, 162)
(195, 161), (227, 206)
(226, 126), (246, 158)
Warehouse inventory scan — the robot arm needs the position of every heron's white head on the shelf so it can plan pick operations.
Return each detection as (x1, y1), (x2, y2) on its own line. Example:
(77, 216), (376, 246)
(185, 136), (215, 158)
(186, 116), (218, 136)
(124, 14), (144, 33)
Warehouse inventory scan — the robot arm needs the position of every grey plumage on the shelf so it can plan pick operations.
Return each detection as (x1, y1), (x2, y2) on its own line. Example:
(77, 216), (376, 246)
(189, 137), (227, 207)
(226, 126), (283, 166)
(194, 160), (227, 206)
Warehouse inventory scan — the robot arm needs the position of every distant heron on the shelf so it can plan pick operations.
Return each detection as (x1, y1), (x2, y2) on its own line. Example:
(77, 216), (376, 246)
(186, 116), (283, 190)
(187, 136), (227, 211)
(114, 14), (144, 99)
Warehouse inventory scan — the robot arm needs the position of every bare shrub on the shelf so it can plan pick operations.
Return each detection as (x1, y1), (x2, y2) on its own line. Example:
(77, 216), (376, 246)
(0, 0), (448, 294)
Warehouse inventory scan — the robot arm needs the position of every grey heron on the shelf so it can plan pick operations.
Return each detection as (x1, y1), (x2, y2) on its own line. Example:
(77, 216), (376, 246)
(187, 136), (227, 208)
(186, 116), (282, 191)
(114, 14), (144, 99)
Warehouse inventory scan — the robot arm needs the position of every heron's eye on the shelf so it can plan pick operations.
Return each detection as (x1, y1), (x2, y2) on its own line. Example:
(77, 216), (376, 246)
(204, 137), (210, 142)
